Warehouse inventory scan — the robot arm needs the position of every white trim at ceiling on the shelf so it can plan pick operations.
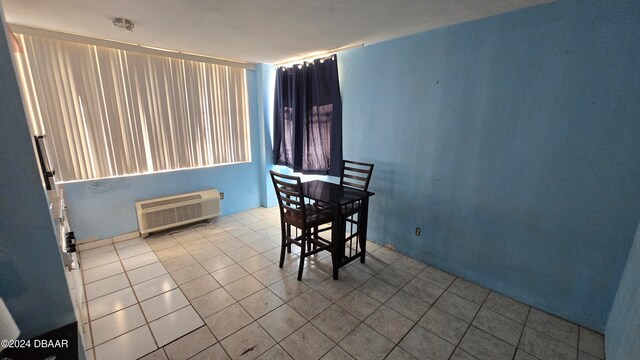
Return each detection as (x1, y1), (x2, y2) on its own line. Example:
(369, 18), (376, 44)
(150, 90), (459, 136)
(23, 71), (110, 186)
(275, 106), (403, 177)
(9, 24), (256, 70)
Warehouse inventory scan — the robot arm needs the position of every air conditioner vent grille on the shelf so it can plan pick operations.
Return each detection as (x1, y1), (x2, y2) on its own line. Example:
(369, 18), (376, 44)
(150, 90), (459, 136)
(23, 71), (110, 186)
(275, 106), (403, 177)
(135, 189), (220, 237)
(144, 204), (203, 229)
(140, 194), (202, 209)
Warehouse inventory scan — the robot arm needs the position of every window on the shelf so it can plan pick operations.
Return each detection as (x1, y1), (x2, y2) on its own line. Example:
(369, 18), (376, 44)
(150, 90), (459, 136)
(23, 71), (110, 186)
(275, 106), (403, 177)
(14, 33), (251, 182)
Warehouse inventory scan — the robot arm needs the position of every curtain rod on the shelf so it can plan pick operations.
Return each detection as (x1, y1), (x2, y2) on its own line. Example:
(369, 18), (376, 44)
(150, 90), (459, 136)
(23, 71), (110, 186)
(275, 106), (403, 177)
(277, 54), (336, 70)
(9, 24), (256, 71)
(273, 43), (364, 68)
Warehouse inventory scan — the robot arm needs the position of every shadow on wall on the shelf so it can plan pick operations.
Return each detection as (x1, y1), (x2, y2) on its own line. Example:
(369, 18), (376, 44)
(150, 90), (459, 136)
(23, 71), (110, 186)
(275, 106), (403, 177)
(605, 222), (640, 359)
(362, 160), (397, 246)
(0, 254), (27, 302)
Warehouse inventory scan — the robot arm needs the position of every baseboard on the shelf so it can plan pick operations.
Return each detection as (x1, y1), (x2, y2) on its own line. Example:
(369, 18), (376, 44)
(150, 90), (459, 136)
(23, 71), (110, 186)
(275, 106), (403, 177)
(76, 231), (139, 252)
(77, 238), (112, 252)
(112, 231), (140, 243)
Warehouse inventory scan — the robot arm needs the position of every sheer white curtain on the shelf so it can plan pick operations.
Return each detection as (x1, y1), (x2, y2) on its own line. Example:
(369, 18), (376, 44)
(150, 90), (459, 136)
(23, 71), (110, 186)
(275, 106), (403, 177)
(15, 33), (251, 182)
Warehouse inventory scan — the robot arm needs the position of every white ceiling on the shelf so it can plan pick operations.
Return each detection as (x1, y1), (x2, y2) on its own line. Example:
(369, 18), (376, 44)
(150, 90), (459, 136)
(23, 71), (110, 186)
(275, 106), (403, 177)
(1, 0), (552, 64)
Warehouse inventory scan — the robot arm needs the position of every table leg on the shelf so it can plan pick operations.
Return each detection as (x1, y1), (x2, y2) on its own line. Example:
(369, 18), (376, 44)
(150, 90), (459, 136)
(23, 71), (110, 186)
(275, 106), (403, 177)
(331, 214), (341, 279)
(332, 205), (349, 280)
(359, 198), (370, 263)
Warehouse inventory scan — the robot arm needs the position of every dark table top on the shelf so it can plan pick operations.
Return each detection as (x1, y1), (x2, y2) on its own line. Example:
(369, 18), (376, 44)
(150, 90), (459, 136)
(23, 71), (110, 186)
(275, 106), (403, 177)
(301, 180), (374, 206)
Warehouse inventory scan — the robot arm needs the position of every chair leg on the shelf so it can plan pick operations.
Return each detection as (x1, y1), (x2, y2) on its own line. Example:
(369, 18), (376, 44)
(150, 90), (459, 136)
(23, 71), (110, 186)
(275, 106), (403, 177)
(279, 233), (286, 268)
(298, 231), (306, 281)
(313, 226), (319, 250)
(286, 224), (292, 254)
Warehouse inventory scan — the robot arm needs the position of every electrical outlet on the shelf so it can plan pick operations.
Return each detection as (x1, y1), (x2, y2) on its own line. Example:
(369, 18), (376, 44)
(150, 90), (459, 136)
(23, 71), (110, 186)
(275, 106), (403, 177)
(219, 192), (225, 199)
(415, 227), (421, 236)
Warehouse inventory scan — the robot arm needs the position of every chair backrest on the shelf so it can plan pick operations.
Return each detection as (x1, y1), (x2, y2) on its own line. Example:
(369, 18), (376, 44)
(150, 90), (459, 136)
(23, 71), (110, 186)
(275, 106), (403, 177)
(340, 160), (374, 191)
(269, 170), (306, 224)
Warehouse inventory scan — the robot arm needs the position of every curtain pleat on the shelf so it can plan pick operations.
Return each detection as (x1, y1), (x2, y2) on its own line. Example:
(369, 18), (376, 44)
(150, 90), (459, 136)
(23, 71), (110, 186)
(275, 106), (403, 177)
(15, 34), (251, 182)
(273, 56), (342, 175)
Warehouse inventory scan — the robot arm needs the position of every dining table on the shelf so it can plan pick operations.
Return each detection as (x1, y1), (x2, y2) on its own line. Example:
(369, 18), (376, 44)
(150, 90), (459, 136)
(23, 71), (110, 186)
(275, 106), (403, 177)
(301, 180), (375, 279)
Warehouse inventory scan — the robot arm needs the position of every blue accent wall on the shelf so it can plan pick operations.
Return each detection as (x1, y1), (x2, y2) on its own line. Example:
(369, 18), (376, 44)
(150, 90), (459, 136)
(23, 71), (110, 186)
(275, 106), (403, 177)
(337, 0), (640, 331)
(256, 63), (278, 208)
(0, 15), (76, 339)
(606, 221), (640, 359)
(64, 70), (263, 241)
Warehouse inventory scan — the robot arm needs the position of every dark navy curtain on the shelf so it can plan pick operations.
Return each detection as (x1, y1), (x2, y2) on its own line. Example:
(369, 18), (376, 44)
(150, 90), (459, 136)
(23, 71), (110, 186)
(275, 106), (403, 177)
(273, 55), (342, 176)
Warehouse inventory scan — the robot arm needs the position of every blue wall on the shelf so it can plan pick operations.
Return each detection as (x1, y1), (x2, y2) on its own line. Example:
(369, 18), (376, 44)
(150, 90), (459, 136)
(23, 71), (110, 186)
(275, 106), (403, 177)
(0, 15), (76, 339)
(606, 221), (640, 359)
(256, 63), (278, 208)
(64, 70), (263, 241)
(337, 0), (640, 331)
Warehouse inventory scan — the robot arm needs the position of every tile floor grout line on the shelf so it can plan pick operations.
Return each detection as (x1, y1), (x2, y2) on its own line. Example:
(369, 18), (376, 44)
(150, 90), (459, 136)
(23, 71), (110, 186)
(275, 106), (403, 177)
(265, 318), (309, 360)
(351, 259), (413, 350)
(444, 286), (491, 360)
(464, 322), (518, 358)
(81, 210), (600, 360)
(444, 276), (484, 359)
(526, 306), (588, 346)
(223, 287), (283, 358)
(81, 258), (121, 272)
(270, 253), (340, 348)
(161, 228), (294, 352)
(294, 289), (356, 352)
(182, 228), (297, 357)
(143, 230), (214, 358)
(513, 306), (534, 360)
(115, 238), (159, 354)
(382, 266), (457, 360)
(521, 309), (586, 358)
(577, 326), (581, 360)
(283, 231), (392, 357)
(83, 273), (131, 301)
(78, 241), (104, 360)
(83, 242), (155, 358)
(82, 262), (123, 283)
(90, 320), (147, 348)
(117, 234), (193, 356)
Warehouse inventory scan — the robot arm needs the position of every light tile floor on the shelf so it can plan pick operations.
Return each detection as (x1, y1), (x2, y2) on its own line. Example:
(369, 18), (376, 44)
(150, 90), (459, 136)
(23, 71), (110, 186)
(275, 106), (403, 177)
(78, 207), (605, 360)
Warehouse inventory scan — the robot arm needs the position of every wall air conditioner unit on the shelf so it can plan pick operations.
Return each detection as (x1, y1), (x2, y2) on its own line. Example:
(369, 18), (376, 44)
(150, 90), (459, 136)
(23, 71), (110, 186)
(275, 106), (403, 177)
(135, 189), (221, 237)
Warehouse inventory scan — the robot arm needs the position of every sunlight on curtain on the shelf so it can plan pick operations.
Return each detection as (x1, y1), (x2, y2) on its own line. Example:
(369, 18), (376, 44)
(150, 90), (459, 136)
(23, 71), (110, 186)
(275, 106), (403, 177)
(14, 34), (251, 182)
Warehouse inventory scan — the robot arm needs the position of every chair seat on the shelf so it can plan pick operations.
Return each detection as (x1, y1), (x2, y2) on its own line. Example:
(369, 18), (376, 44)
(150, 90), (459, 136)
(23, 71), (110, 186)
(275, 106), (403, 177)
(341, 202), (361, 217)
(283, 204), (334, 228)
(315, 201), (361, 218)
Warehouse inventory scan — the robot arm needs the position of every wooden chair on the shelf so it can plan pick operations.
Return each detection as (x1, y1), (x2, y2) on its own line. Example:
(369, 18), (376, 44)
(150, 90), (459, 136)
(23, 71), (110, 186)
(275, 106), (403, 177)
(270, 170), (334, 281)
(340, 160), (374, 191)
(338, 160), (374, 218)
